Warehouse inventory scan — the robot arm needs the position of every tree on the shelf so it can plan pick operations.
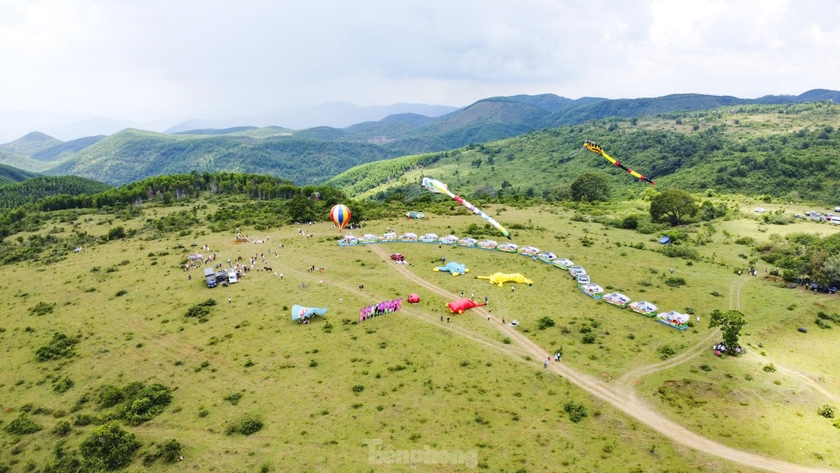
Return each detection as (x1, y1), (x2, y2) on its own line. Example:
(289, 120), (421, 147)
(708, 309), (747, 352)
(570, 173), (609, 202)
(649, 189), (697, 225)
(79, 421), (141, 470)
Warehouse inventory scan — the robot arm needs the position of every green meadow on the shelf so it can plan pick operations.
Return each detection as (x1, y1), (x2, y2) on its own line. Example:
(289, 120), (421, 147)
(1, 199), (839, 472)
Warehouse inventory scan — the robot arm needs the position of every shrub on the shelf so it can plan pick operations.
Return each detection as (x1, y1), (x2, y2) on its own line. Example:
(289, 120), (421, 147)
(53, 420), (72, 436)
(537, 317), (556, 330)
(79, 421), (141, 470)
(227, 415), (263, 436)
(818, 405), (835, 419)
(581, 334), (596, 344)
(29, 301), (56, 316)
(116, 290), (127, 297)
(563, 401), (588, 423)
(5, 414), (43, 435)
(665, 277), (687, 287)
(36, 333), (78, 361)
(53, 376), (74, 394)
(185, 299), (217, 319)
(352, 385), (365, 393)
(224, 392), (243, 405)
(763, 363), (776, 373)
(659, 345), (676, 359)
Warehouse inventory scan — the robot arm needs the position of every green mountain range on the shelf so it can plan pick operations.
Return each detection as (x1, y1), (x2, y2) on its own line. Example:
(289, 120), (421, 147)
(0, 90), (838, 190)
(327, 101), (840, 204)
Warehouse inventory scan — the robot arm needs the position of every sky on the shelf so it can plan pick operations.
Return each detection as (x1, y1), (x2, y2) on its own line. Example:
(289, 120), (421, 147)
(1, 0), (839, 134)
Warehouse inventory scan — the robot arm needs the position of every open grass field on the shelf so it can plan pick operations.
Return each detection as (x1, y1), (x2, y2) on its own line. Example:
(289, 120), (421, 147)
(2, 199), (839, 472)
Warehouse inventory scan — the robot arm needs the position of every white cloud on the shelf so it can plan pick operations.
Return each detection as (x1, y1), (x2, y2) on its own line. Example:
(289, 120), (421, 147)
(0, 0), (837, 125)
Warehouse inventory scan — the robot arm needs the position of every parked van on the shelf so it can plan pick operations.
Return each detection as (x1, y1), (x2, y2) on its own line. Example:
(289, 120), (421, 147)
(228, 271), (238, 284)
(204, 268), (217, 288)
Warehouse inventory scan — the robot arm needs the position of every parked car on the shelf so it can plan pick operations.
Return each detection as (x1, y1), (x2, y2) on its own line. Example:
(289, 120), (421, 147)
(228, 271), (238, 284)
(204, 268), (217, 288)
(390, 253), (405, 262)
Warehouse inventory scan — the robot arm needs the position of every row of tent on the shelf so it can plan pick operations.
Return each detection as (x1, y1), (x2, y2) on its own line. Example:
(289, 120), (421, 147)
(339, 231), (691, 330)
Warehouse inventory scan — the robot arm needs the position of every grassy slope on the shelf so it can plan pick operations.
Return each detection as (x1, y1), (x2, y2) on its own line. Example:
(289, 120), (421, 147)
(328, 102), (840, 203)
(0, 149), (57, 174)
(1, 198), (840, 470)
(44, 129), (403, 186)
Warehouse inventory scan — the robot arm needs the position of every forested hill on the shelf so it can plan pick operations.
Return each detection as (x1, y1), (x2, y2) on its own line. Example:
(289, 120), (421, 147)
(327, 101), (840, 204)
(0, 163), (37, 185)
(44, 129), (404, 186)
(0, 175), (111, 209)
(1, 90), (838, 188)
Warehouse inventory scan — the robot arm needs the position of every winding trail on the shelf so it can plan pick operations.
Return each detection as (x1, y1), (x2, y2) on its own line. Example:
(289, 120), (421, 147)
(368, 245), (835, 473)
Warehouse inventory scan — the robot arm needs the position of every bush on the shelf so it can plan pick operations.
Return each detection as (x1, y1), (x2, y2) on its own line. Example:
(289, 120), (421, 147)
(79, 421), (141, 470)
(581, 334), (596, 344)
(664, 277), (687, 287)
(53, 420), (71, 436)
(763, 363), (776, 373)
(352, 385), (365, 393)
(53, 376), (74, 394)
(818, 405), (835, 419)
(659, 345), (676, 359)
(29, 301), (56, 316)
(116, 290), (127, 297)
(227, 415), (263, 436)
(185, 299), (217, 319)
(563, 401), (588, 423)
(36, 332), (78, 361)
(537, 317), (556, 330)
(224, 392), (243, 405)
(5, 414), (43, 435)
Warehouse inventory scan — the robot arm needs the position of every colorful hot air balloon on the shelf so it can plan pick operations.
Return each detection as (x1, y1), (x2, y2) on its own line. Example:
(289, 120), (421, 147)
(330, 204), (351, 231)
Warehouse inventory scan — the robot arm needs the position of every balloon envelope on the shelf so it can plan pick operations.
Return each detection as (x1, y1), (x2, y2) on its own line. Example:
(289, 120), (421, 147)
(330, 204), (351, 231)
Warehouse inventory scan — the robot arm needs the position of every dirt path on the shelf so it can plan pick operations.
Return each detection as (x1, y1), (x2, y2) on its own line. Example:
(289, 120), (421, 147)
(369, 246), (834, 473)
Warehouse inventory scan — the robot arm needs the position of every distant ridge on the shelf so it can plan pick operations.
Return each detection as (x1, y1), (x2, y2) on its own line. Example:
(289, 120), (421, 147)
(0, 131), (62, 156)
(174, 126), (258, 136)
(31, 135), (107, 162)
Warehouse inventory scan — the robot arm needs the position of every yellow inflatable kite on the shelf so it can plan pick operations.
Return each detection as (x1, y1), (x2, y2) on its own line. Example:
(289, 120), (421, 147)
(475, 273), (533, 287)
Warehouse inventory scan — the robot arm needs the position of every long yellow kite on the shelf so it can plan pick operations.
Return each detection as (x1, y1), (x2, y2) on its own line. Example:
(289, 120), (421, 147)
(583, 140), (655, 185)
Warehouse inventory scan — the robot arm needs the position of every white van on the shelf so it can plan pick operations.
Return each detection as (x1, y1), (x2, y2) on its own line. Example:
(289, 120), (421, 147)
(228, 271), (238, 284)
(569, 266), (586, 278)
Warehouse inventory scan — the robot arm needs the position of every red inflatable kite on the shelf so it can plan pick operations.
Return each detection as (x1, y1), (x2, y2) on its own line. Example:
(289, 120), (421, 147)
(446, 298), (486, 314)
(408, 293), (420, 303)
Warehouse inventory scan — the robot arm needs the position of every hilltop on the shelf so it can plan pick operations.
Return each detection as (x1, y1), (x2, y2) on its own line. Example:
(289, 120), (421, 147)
(0, 90), (837, 189)
(328, 101), (840, 204)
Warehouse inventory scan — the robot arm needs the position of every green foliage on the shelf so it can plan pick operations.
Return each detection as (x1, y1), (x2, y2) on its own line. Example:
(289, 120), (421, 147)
(0, 176), (110, 209)
(709, 310), (747, 352)
(29, 301), (55, 316)
(818, 405), (835, 419)
(563, 401), (588, 423)
(537, 316), (556, 330)
(5, 414), (43, 435)
(53, 420), (72, 436)
(79, 421), (141, 470)
(226, 415), (264, 435)
(352, 385), (365, 393)
(95, 382), (173, 425)
(185, 298), (217, 319)
(36, 332), (78, 361)
(224, 392), (244, 405)
(53, 376), (74, 394)
(664, 277), (687, 287)
(650, 189), (698, 225)
(570, 173), (610, 202)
